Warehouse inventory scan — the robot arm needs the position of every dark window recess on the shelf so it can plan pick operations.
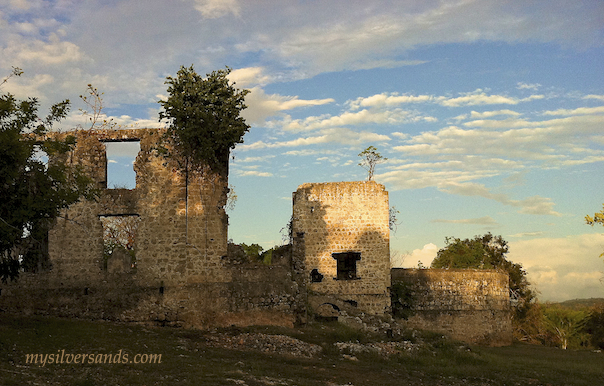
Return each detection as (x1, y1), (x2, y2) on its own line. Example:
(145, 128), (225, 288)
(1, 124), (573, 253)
(310, 268), (324, 282)
(332, 252), (361, 280)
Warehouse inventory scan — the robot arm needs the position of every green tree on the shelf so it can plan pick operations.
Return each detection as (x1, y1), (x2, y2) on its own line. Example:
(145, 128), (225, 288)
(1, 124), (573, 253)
(158, 65), (250, 175)
(358, 145), (387, 181)
(586, 204), (604, 258)
(240, 243), (264, 260)
(542, 305), (590, 349)
(0, 71), (96, 282)
(585, 306), (604, 349)
(431, 233), (536, 318)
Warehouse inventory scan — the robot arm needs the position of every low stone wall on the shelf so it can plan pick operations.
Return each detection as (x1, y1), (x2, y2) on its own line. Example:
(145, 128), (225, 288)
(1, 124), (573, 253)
(391, 268), (512, 346)
(0, 259), (299, 329)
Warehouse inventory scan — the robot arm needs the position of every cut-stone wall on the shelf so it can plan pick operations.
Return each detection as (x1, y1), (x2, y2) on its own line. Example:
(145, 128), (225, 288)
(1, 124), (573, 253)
(391, 268), (512, 346)
(292, 181), (391, 316)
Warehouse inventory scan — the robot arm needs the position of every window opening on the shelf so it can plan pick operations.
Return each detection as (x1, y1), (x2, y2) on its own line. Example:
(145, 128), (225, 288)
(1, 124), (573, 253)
(332, 252), (361, 280)
(104, 141), (140, 189)
(100, 215), (140, 272)
(310, 268), (324, 282)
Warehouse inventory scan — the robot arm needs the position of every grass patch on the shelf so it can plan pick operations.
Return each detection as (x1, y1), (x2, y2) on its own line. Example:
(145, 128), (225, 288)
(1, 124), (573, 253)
(0, 315), (603, 385)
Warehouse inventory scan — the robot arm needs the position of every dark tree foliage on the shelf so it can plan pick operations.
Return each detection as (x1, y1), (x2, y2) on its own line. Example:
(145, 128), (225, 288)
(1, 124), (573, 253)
(585, 307), (604, 349)
(431, 233), (536, 317)
(159, 65), (250, 175)
(0, 88), (96, 282)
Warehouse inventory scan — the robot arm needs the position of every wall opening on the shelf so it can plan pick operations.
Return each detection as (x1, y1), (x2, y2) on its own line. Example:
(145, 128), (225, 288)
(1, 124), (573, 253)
(310, 268), (324, 282)
(104, 140), (140, 189)
(100, 214), (140, 272)
(332, 252), (361, 280)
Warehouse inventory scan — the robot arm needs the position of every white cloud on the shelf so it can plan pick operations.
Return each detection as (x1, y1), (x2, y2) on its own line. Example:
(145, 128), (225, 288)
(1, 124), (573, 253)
(242, 86), (334, 125)
(391, 111), (604, 175)
(438, 89), (544, 107)
(431, 216), (498, 225)
(187, 0), (240, 18)
(391, 132), (409, 140)
(7, 0), (32, 10)
(234, 155), (276, 163)
(0, 73), (54, 100)
(280, 108), (414, 132)
(393, 243), (438, 269)
(349, 59), (427, 71)
(508, 234), (604, 301)
(238, 128), (390, 151)
(542, 105), (604, 116)
(439, 182), (561, 216)
(2, 34), (86, 65)
(469, 109), (521, 118)
(508, 231), (545, 238)
(236, 170), (273, 177)
(583, 94), (604, 102)
(228, 67), (273, 87)
(237, 1), (603, 78)
(348, 92), (434, 110)
(517, 82), (541, 90)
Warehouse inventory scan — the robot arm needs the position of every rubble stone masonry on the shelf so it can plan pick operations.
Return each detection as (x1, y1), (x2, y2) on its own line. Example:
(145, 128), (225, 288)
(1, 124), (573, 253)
(0, 130), (512, 344)
(292, 181), (391, 315)
(0, 129), (297, 328)
(392, 268), (512, 346)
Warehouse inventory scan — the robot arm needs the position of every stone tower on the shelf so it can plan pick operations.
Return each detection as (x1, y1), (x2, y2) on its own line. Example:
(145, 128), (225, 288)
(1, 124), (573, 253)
(292, 181), (391, 316)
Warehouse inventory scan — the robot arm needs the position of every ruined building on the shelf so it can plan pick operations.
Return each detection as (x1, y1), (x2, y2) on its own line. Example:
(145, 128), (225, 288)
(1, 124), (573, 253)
(292, 182), (391, 316)
(0, 128), (512, 345)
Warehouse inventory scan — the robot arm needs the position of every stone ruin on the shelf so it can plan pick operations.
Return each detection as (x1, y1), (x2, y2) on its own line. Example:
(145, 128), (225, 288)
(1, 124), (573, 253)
(0, 128), (512, 346)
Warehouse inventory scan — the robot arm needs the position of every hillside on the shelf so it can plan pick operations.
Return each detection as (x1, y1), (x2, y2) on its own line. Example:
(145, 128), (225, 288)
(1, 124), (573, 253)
(557, 298), (604, 310)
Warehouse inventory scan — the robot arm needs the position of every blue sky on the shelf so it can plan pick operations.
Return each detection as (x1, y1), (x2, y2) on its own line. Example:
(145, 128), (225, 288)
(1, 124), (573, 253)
(1, 0), (603, 301)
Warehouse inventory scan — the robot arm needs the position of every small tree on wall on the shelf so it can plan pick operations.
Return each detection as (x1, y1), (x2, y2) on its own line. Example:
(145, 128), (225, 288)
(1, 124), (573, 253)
(358, 146), (387, 181)
(158, 65), (250, 176)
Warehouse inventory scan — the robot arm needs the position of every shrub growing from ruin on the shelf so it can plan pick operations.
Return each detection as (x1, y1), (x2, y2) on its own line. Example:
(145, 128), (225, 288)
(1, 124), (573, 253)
(158, 65), (250, 176)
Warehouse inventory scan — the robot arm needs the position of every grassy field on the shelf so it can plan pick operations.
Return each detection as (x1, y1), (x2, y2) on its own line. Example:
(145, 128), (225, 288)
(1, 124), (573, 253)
(1, 315), (603, 386)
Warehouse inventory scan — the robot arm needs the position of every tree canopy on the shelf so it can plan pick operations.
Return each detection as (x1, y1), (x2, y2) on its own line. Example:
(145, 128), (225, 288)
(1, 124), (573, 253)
(431, 233), (535, 316)
(159, 65), (250, 175)
(0, 71), (96, 282)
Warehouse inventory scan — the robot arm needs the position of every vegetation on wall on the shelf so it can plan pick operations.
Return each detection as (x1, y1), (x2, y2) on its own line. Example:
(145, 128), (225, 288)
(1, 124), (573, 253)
(431, 233), (535, 313)
(390, 281), (415, 319)
(358, 145), (387, 181)
(227, 241), (289, 265)
(158, 65), (250, 176)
